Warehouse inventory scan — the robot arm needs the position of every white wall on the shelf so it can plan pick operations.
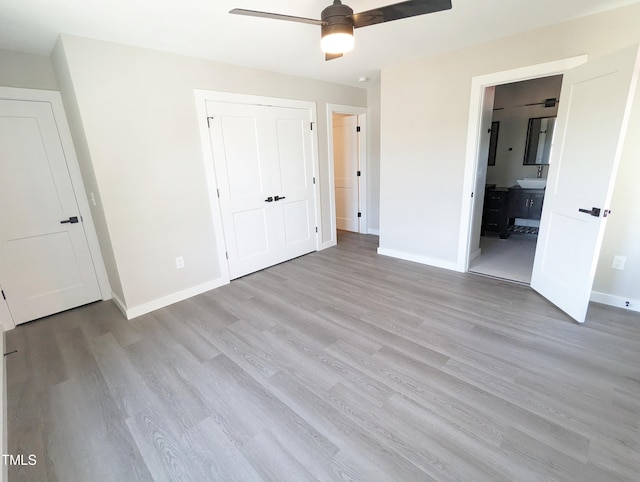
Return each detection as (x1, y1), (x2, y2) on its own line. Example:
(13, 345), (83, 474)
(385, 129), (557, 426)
(52, 35), (367, 315)
(592, 67), (640, 310)
(487, 76), (562, 187)
(0, 49), (58, 91)
(380, 3), (640, 306)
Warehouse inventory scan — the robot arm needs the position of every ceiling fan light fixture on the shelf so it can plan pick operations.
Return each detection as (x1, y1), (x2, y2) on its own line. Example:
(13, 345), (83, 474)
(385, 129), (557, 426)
(321, 31), (354, 54)
(320, 0), (354, 54)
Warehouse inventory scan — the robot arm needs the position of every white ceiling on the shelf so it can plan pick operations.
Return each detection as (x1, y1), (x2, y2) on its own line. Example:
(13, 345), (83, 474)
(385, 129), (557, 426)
(1, 0), (638, 87)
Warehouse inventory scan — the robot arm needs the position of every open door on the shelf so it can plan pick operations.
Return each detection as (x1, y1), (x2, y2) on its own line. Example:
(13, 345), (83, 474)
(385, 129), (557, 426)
(531, 45), (640, 323)
(333, 114), (360, 233)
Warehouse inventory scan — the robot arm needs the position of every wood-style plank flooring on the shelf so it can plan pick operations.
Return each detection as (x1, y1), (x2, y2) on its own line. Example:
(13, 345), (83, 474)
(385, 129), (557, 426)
(6, 231), (640, 481)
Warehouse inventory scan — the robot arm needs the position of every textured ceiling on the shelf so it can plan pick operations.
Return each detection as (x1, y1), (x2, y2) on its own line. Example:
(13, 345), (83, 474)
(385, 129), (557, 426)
(1, 0), (638, 87)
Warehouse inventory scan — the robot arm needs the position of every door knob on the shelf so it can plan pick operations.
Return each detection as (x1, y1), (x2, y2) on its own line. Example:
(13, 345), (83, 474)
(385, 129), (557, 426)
(274, 195), (286, 201)
(60, 216), (79, 224)
(265, 196), (274, 203)
(578, 207), (601, 217)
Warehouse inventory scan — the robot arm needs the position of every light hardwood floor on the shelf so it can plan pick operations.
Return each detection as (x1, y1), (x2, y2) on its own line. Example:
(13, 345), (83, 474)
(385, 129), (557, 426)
(6, 231), (640, 481)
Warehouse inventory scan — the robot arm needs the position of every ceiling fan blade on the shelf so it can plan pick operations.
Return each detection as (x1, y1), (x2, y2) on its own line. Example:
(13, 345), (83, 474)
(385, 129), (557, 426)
(229, 8), (324, 25)
(352, 0), (452, 29)
(325, 52), (343, 61)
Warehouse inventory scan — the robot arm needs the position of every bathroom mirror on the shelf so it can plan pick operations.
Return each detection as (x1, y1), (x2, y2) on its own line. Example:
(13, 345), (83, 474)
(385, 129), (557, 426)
(487, 121), (499, 166)
(523, 116), (556, 165)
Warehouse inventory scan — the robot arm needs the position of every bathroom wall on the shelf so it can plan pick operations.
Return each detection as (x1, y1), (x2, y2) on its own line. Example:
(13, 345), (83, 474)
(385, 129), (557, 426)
(486, 75), (563, 188)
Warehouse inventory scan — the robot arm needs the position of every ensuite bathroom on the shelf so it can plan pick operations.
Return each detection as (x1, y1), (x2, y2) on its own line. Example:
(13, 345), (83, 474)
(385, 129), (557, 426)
(470, 74), (563, 284)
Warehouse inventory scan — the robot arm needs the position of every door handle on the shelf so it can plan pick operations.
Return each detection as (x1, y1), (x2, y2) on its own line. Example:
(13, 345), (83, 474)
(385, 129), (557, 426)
(274, 195), (286, 201)
(60, 216), (79, 224)
(578, 207), (601, 217)
(265, 196), (274, 203)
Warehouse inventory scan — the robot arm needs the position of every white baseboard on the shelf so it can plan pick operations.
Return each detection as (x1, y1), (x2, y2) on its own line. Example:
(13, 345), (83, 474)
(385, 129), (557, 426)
(114, 277), (229, 320)
(590, 291), (640, 313)
(111, 291), (128, 319)
(377, 247), (461, 272)
(320, 240), (337, 251)
(367, 228), (380, 235)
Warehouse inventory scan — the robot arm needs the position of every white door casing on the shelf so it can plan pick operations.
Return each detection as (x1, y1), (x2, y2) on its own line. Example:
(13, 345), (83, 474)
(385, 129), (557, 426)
(531, 45), (640, 323)
(0, 98), (102, 324)
(333, 114), (360, 232)
(206, 100), (317, 279)
(468, 86), (496, 261)
(326, 104), (368, 245)
(460, 56), (588, 273)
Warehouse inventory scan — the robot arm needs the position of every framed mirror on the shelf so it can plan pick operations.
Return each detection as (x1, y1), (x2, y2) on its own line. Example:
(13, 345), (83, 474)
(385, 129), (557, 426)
(487, 121), (499, 166)
(524, 116), (556, 165)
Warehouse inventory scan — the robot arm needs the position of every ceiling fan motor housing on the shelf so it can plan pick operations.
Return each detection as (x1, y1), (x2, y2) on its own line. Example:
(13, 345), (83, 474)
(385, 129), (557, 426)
(321, 0), (354, 40)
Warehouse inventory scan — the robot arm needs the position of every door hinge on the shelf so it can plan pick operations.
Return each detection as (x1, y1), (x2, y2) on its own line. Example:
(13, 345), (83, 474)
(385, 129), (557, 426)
(225, 252), (228, 260)
(357, 212), (362, 218)
(471, 192), (474, 198)
(356, 126), (361, 133)
(310, 122), (314, 131)
(357, 170), (361, 177)
(1, 290), (5, 300)
(312, 177), (316, 184)
(206, 116), (214, 128)
(216, 188), (220, 198)
(315, 227), (318, 233)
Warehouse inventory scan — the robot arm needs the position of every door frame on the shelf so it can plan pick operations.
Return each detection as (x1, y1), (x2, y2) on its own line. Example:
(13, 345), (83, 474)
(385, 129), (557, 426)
(0, 87), (111, 331)
(457, 56), (588, 273)
(327, 104), (368, 244)
(194, 90), (321, 282)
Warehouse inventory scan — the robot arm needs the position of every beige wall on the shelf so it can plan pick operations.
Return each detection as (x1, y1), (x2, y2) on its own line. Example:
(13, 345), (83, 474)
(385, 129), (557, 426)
(366, 82), (381, 233)
(380, 3), (640, 307)
(0, 49), (58, 90)
(52, 35), (367, 314)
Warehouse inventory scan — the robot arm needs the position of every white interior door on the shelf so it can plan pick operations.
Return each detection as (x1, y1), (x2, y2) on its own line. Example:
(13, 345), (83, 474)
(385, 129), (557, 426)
(333, 114), (360, 232)
(207, 101), (317, 279)
(271, 107), (317, 261)
(468, 86), (495, 261)
(207, 102), (278, 279)
(531, 45), (640, 323)
(0, 99), (101, 324)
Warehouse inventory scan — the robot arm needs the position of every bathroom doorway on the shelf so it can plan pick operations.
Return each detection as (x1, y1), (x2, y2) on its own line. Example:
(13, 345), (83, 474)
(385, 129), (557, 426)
(469, 75), (563, 284)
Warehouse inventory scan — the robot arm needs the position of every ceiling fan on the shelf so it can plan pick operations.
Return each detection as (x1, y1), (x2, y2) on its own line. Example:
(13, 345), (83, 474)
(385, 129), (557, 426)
(230, 0), (452, 61)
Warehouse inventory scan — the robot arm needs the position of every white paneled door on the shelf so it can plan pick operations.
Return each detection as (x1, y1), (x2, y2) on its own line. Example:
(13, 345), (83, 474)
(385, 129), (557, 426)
(333, 114), (360, 232)
(0, 99), (101, 324)
(207, 101), (317, 279)
(531, 45), (640, 323)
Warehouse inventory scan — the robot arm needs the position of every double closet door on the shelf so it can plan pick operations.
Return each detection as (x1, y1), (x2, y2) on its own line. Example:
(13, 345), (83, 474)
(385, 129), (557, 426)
(207, 101), (317, 279)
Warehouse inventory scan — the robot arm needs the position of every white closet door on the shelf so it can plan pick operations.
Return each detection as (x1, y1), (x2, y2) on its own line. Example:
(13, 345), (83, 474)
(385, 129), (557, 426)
(271, 107), (317, 262)
(207, 102), (278, 279)
(207, 101), (317, 279)
(0, 99), (101, 324)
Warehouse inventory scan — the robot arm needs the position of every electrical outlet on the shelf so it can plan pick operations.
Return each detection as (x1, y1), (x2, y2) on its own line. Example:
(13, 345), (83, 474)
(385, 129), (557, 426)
(175, 256), (185, 269)
(611, 255), (626, 271)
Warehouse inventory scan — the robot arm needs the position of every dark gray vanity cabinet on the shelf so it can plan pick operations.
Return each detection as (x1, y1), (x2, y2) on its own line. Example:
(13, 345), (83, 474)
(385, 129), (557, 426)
(482, 187), (510, 238)
(508, 187), (545, 220)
